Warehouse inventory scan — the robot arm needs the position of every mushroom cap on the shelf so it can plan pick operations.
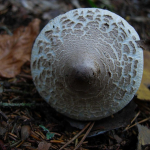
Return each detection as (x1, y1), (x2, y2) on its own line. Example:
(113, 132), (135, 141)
(31, 8), (143, 121)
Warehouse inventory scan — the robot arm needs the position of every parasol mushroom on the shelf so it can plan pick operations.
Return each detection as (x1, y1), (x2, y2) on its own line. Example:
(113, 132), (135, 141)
(31, 8), (143, 121)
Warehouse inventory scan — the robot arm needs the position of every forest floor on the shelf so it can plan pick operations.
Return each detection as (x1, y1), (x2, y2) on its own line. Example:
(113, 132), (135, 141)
(0, 0), (150, 150)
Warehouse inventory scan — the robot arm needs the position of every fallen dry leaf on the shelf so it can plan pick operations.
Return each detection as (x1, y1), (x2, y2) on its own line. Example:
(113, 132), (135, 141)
(38, 141), (51, 150)
(137, 124), (150, 150)
(137, 50), (150, 101)
(0, 18), (40, 78)
(21, 125), (31, 141)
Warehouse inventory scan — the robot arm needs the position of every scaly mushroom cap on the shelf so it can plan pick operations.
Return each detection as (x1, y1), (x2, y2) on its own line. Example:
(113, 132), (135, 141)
(31, 8), (143, 121)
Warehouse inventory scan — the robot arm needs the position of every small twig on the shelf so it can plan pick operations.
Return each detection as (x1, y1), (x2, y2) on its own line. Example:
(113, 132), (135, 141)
(74, 122), (95, 150)
(124, 111), (141, 131)
(0, 102), (36, 107)
(17, 74), (32, 80)
(30, 132), (42, 141)
(125, 116), (150, 131)
(59, 122), (91, 150)
(0, 110), (8, 120)
(16, 140), (24, 148)
(10, 140), (22, 148)
(50, 140), (65, 144)
(11, 123), (16, 133)
(4, 89), (30, 95)
(9, 132), (18, 139)
(0, 102), (49, 108)
(10, 82), (34, 87)
(35, 130), (46, 140)
(10, 96), (20, 102)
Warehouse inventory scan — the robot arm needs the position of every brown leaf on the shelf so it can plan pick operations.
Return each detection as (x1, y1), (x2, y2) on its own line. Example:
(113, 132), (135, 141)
(136, 39), (150, 101)
(38, 141), (51, 150)
(137, 50), (150, 101)
(21, 125), (31, 141)
(137, 124), (150, 150)
(0, 18), (41, 78)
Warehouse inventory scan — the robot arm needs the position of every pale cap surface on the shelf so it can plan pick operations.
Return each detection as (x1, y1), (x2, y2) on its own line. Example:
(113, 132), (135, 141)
(31, 8), (143, 121)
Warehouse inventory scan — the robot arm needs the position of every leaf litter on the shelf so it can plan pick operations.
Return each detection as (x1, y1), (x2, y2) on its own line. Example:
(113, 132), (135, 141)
(0, 18), (40, 78)
(0, 0), (150, 150)
(137, 40), (150, 101)
(137, 124), (150, 150)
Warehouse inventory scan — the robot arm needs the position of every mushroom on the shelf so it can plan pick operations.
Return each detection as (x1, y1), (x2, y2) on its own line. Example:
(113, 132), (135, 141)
(31, 8), (143, 121)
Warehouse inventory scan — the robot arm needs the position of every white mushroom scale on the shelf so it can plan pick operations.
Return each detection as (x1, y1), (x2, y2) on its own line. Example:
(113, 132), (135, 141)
(31, 8), (143, 121)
